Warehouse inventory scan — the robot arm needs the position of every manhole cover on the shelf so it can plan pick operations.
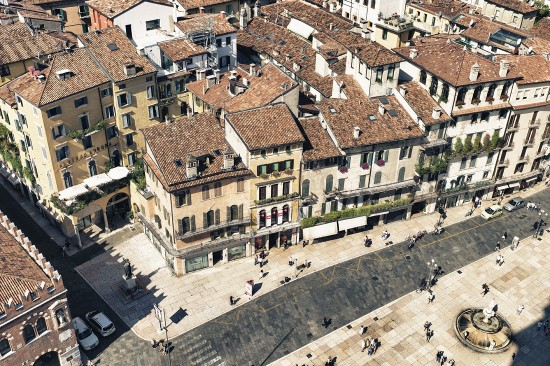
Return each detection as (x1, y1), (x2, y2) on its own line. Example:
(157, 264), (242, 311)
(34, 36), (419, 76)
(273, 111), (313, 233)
(306, 353), (313, 358)
(405, 256), (411, 260)
(372, 276), (379, 280)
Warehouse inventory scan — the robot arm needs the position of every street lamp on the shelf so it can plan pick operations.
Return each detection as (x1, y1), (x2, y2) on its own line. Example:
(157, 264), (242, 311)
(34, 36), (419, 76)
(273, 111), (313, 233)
(537, 210), (547, 238)
(427, 259), (437, 290)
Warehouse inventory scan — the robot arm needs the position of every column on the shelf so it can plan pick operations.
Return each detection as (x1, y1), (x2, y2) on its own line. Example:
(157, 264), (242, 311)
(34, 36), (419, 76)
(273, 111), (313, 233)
(74, 225), (83, 248)
(102, 210), (111, 233)
(222, 248), (228, 264)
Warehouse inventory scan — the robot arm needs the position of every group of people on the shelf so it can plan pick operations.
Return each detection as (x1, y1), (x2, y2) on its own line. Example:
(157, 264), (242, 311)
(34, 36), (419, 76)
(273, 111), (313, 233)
(360, 336), (379, 355)
(435, 351), (454, 365)
(537, 319), (550, 336)
(254, 250), (268, 268)
(526, 201), (541, 211)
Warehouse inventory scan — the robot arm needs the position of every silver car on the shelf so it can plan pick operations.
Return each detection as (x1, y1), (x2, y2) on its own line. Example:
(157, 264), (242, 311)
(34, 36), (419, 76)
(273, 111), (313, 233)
(503, 197), (525, 212)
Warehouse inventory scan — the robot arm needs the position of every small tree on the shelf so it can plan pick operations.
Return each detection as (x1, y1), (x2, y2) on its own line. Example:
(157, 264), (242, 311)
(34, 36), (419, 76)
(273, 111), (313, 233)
(454, 137), (464, 156)
(473, 135), (482, 152)
(490, 130), (500, 150)
(463, 135), (473, 154)
(482, 133), (491, 151)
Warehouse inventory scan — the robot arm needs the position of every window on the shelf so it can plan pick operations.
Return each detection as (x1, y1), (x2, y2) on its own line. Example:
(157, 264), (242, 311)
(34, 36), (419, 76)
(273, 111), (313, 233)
(397, 167), (405, 182)
(55, 145), (69, 161)
(105, 105), (115, 118)
(51, 8), (67, 21)
(0, 338), (10, 357)
(204, 210), (215, 228)
(237, 178), (244, 192)
(419, 70), (427, 85)
(512, 15), (518, 24)
(338, 178), (345, 191)
(51, 124), (66, 139)
(23, 324), (36, 344)
(178, 217), (191, 234)
(214, 182), (222, 197)
(325, 174), (333, 192)
(122, 113), (132, 128)
(499, 109), (507, 119)
(282, 204), (289, 223)
(457, 88), (467, 103)
(74, 96), (88, 108)
(0, 64), (10, 77)
(63, 171), (73, 188)
(259, 186), (266, 200)
(216, 38), (222, 47)
(82, 135), (92, 149)
(501, 82), (510, 98)
(100, 87), (113, 97)
(271, 207), (278, 226)
(271, 184), (278, 198)
(125, 133), (134, 147)
(175, 79), (186, 94)
(460, 157), (467, 170)
(46, 106), (62, 118)
(387, 64), (395, 80)
(202, 185), (211, 200)
(226, 36), (231, 46)
(146, 19), (160, 30)
(481, 112), (490, 121)
(359, 175), (366, 188)
(89, 160), (97, 176)
(117, 92), (131, 107)
(36, 317), (48, 335)
(382, 29), (388, 40)
(431, 16), (436, 26)
(487, 152), (494, 164)
(283, 181), (290, 195)
(55, 309), (67, 326)
(471, 113), (478, 123)
(470, 155), (477, 168)
(176, 190), (191, 207)
(148, 105), (159, 119)
(259, 210), (266, 228)
(106, 126), (118, 139)
(302, 179), (310, 196)
(430, 77), (438, 95)
(487, 84), (496, 99)
(400, 146), (413, 160)
(375, 67), (383, 82)
(143, 85), (154, 100)
(374, 171), (382, 184)
(370, 0), (375, 9)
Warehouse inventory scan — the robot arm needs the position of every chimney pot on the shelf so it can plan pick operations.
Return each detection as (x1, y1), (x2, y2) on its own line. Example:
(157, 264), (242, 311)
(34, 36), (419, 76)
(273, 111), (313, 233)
(399, 86), (408, 96)
(499, 59), (510, 77)
(410, 49), (418, 59)
(199, 7), (204, 14)
(353, 126), (361, 139)
(469, 63), (480, 81)
(432, 107), (442, 119)
(249, 63), (256, 76)
(378, 103), (386, 115)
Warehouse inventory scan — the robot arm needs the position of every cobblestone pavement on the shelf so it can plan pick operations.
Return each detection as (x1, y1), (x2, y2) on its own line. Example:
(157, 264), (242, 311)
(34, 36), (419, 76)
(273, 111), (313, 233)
(93, 187), (549, 365)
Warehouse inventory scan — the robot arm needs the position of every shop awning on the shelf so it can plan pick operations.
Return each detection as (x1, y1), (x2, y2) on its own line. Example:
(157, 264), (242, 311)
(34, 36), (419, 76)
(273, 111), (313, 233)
(59, 183), (88, 200)
(526, 177), (538, 183)
(338, 216), (367, 231)
(84, 173), (112, 188)
(496, 184), (508, 191)
(287, 18), (315, 39)
(107, 166), (129, 180)
(508, 182), (520, 189)
(303, 222), (338, 240)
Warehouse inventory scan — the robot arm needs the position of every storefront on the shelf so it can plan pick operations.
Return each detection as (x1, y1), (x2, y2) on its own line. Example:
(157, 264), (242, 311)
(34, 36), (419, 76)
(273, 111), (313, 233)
(185, 254), (209, 273)
(228, 244), (246, 261)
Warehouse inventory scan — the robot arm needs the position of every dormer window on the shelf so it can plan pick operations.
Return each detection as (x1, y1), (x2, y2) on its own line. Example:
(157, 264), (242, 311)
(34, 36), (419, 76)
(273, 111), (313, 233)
(124, 64), (136, 76)
(55, 69), (73, 80)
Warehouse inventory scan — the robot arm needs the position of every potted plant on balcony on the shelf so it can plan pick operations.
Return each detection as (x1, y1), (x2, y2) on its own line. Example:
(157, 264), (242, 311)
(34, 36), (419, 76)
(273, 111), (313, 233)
(472, 98), (481, 105)
(361, 163), (370, 170)
(376, 159), (385, 167)
(339, 166), (348, 173)
(485, 96), (494, 103)
(455, 100), (465, 108)
(260, 173), (269, 179)
(284, 167), (293, 175)
(68, 130), (84, 141)
(126, 211), (134, 224)
(272, 170), (281, 177)
(500, 95), (509, 101)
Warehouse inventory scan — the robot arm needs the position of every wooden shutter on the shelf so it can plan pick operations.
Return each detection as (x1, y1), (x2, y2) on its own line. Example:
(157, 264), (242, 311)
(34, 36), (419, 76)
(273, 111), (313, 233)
(178, 219), (182, 234)
(239, 204), (243, 220)
(227, 206), (231, 221)
(203, 212), (208, 228)
(384, 150), (389, 162)
(186, 190), (191, 205)
(190, 215), (196, 231)
(215, 209), (220, 224)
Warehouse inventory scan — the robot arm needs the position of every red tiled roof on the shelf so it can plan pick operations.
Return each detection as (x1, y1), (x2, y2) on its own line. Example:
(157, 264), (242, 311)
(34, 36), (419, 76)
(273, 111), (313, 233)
(86, 0), (172, 18)
(399, 81), (452, 126)
(494, 54), (550, 85)
(177, 0), (234, 10)
(176, 13), (237, 36)
(225, 104), (305, 150)
(485, 0), (537, 14)
(298, 117), (341, 162)
(158, 38), (208, 62)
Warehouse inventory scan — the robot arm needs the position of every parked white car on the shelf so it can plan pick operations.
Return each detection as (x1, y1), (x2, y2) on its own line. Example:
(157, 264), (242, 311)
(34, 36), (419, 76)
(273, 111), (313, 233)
(73, 317), (99, 350)
(481, 205), (503, 220)
(86, 311), (116, 337)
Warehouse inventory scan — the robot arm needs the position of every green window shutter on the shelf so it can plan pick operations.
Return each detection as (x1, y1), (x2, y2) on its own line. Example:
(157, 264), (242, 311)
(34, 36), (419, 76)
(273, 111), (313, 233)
(338, 178), (345, 191)
(384, 150), (389, 162)
(186, 190), (191, 205)
(368, 152), (373, 165)
(321, 202), (327, 215)
(359, 175), (366, 188)
(190, 215), (196, 231)
(215, 209), (220, 224)
(175, 194), (181, 208)
(227, 206), (231, 221)
(308, 206), (313, 218)
(345, 156), (351, 168)
(239, 204), (244, 219)
(203, 212), (208, 228)
(178, 219), (182, 234)
(239, 225), (245, 234)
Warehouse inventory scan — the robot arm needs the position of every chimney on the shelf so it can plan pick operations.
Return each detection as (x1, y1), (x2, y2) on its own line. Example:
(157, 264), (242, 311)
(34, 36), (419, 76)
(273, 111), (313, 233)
(399, 86), (407, 96)
(206, 75), (216, 88)
(329, 23), (333, 31)
(499, 59), (509, 77)
(220, 11), (226, 19)
(322, 0), (327, 8)
(249, 63), (256, 76)
(432, 107), (441, 119)
(196, 69), (206, 80)
(243, 77), (249, 87)
(293, 62), (301, 72)
(329, 2), (336, 12)
(378, 103), (386, 115)
(214, 69), (220, 83)
(410, 49), (418, 59)
(469, 63), (479, 81)
(199, 7), (204, 14)
(186, 155), (198, 179)
(254, 0), (260, 17)
(239, 7), (247, 29)
(469, 19), (475, 27)
(223, 148), (235, 170)
(353, 126), (361, 139)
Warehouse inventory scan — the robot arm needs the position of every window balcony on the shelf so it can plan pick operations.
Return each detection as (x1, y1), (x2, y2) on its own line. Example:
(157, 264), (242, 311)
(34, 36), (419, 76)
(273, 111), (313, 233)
(177, 217), (251, 240)
(524, 138), (535, 146)
(253, 192), (299, 207)
(502, 142), (514, 150)
(518, 155), (530, 163)
(78, 11), (90, 18)
(497, 159), (509, 167)
(506, 122), (519, 131)
(528, 119), (541, 128)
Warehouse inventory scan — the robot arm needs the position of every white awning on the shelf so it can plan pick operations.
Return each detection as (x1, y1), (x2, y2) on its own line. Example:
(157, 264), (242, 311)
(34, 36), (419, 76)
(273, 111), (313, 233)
(58, 183), (88, 200)
(369, 210), (389, 217)
(508, 182), (520, 189)
(338, 216), (367, 231)
(107, 166), (129, 180)
(526, 177), (538, 183)
(303, 222), (338, 240)
(84, 173), (112, 188)
(496, 184), (508, 191)
(287, 18), (315, 39)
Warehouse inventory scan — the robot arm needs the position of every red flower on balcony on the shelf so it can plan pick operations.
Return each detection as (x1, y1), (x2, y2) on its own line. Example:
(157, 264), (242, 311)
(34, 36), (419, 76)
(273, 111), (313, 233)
(485, 96), (494, 102)
(456, 100), (465, 107)
(376, 159), (385, 167)
(339, 166), (348, 173)
(361, 163), (370, 170)
(500, 95), (509, 101)
(472, 98), (481, 105)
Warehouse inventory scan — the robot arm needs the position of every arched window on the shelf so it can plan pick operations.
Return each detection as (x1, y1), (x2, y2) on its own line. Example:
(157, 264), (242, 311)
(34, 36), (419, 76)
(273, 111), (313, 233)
(205, 210), (214, 227)
(441, 83), (449, 101)
(457, 87), (467, 103)
(302, 179), (310, 197)
(23, 324), (36, 344)
(0, 338), (11, 356)
(88, 160), (97, 177)
(487, 84), (497, 99)
(55, 309), (67, 327)
(282, 204), (289, 223)
(36, 317), (47, 335)
(63, 171), (72, 188)
(430, 77), (438, 95)
(375, 67), (383, 82)
(230, 204), (239, 221)
(214, 182), (222, 197)
(387, 64), (395, 80)
(271, 207), (278, 226)
(154, 214), (162, 229)
(325, 175), (333, 192)
(374, 171), (382, 184)
(47, 171), (53, 190)
(419, 70), (427, 85)
(111, 149), (121, 167)
(472, 85), (483, 102)
(236, 178), (244, 192)
(259, 210), (266, 228)
(370, 0), (375, 9)
(398, 167), (405, 182)
(202, 185), (210, 200)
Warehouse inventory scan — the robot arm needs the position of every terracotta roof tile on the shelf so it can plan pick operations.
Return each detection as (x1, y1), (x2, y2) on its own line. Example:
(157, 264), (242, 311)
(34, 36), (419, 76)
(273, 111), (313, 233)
(522, 36), (550, 55)
(0, 223), (51, 311)
(318, 75), (424, 149)
(176, 13), (237, 36)
(460, 17), (529, 51)
(298, 117), (341, 162)
(495, 54), (550, 85)
(408, 0), (472, 19)
(8, 48), (109, 106)
(528, 17), (550, 41)
(186, 63), (297, 112)
(86, 0), (172, 18)
(485, 0), (538, 14)
(394, 39), (520, 86)
(78, 27), (156, 82)
(452, 102), (511, 116)
(158, 38), (207, 62)
(178, 0), (233, 10)
(399, 81), (452, 126)
(142, 113), (251, 189)
(0, 23), (77, 65)
(0, 79), (16, 105)
(226, 104), (304, 150)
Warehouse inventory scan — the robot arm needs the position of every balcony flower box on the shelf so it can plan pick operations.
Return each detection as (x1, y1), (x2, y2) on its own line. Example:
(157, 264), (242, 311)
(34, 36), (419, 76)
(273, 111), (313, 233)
(361, 163), (370, 170)
(376, 159), (385, 167)
(455, 100), (465, 107)
(260, 173), (269, 179)
(472, 98), (481, 105)
(339, 166), (348, 173)
(284, 167), (293, 175)
(485, 96), (494, 102)
(500, 95), (508, 101)
(272, 170), (281, 177)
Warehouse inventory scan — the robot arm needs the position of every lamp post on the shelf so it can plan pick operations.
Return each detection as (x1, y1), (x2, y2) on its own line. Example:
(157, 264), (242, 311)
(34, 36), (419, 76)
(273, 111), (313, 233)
(537, 209), (547, 238)
(427, 259), (437, 290)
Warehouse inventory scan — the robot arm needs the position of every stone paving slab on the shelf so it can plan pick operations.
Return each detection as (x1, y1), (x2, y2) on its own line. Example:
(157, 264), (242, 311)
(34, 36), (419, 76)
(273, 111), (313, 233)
(274, 234), (550, 366)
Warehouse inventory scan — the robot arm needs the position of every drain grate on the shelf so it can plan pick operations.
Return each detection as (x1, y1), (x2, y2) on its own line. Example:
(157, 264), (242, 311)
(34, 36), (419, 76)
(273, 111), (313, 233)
(457, 270), (462, 274)
(306, 353), (313, 358)
(372, 276), (379, 281)
(405, 256), (411, 260)
(373, 317), (379, 321)
(518, 214), (527, 219)
(346, 324), (352, 329)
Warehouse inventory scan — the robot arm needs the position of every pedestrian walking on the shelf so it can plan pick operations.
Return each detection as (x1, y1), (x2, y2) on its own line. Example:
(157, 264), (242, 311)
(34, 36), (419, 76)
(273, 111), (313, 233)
(517, 305), (524, 315)
(537, 321), (543, 330)
(440, 356), (447, 366)
(463, 330), (469, 340)
(502, 231), (507, 240)
(494, 242), (501, 251)
(426, 329), (433, 342)
(496, 255), (504, 266)
(428, 292), (435, 304)
(229, 296), (234, 305)
(436, 351), (444, 362)
(87, 360), (94, 366)
(359, 325), (365, 335)
(424, 321), (431, 331)
(254, 255), (258, 265)
(259, 269), (264, 280)
(448, 359), (455, 366)
(512, 353), (516, 360)
(361, 339), (366, 352)
(481, 283), (490, 296)
(367, 343), (375, 355)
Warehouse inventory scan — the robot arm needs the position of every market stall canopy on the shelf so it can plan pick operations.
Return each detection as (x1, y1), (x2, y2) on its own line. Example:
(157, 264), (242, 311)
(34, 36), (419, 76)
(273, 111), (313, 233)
(58, 183), (88, 200)
(84, 173), (112, 188)
(107, 166), (129, 180)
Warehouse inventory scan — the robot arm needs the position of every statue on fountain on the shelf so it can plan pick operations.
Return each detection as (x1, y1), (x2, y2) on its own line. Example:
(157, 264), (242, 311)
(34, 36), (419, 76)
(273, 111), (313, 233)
(482, 299), (496, 323)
